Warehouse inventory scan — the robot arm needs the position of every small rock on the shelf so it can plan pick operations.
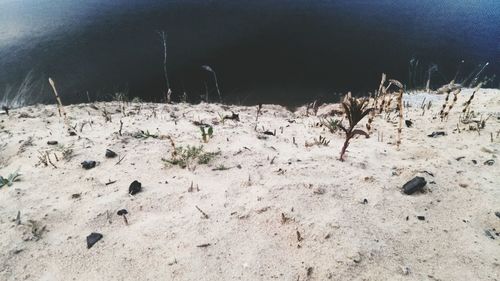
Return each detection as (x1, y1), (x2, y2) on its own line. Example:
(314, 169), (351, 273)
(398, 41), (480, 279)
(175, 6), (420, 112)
(402, 176), (427, 195)
(71, 193), (81, 199)
(484, 159), (495, 166)
(401, 266), (411, 275)
(427, 131), (446, 138)
(495, 212), (500, 219)
(81, 161), (96, 170)
(405, 120), (413, 127)
(484, 229), (495, 240)
(417, 216), (425, 221)
(348, 252), (362, 263)
(86, 232), (103, 249)
(129, 180), (142, 195)
(47, 141), (58, 145)
(105, 149), (117, 158)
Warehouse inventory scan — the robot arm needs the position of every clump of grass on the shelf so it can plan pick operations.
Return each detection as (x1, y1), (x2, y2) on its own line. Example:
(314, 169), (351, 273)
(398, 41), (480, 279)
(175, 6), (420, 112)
(0, 169), (21, 188)
(338, 96), (373, 161)
(163, 145), (219, 169)
(305, 135), (330, 147)
(133, 130), (158, 139)
(320, 117), (341, 133)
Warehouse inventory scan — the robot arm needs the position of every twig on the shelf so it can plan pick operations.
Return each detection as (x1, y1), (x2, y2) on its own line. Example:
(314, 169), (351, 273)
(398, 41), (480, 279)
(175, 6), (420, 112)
(115, 154), (126, 165)
(119, 119), (123, 136)
(195, 205), (209, 219)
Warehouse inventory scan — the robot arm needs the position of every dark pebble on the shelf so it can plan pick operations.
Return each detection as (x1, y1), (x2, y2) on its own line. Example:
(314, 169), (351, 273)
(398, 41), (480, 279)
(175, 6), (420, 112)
(86, 232), (103, 249)
(402, 176), (427, 195)
(484, 230), (495, 240)
(81, 161), (96, 170)
(129, 180), (142, 195)
(117, 209), (128, 216)
(405, 120), (413, 127)
(495, 212), (500, 219)
(484, 159), (495, 166)
(105, 149), (117, 158)
(427, 131), (446, 138)
(472, 160), (477, 164)
(417, 216), (425, 221)
(47, 141), (58, 145)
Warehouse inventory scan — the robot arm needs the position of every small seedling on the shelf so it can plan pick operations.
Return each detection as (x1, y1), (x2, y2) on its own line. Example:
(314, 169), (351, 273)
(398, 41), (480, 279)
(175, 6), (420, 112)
(200, 125), (213, 142)
(0, 169), (21, 188)
(321, 118), (341, 133)
(133, 130), (158, 139)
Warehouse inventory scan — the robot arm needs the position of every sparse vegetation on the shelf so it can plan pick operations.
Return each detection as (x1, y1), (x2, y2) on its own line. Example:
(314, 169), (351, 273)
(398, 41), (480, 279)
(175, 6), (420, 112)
(163, 145), (219, 169)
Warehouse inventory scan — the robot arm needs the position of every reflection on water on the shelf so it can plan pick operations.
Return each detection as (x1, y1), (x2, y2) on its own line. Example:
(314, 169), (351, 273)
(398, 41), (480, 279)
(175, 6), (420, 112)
(0, 0), (498, 105)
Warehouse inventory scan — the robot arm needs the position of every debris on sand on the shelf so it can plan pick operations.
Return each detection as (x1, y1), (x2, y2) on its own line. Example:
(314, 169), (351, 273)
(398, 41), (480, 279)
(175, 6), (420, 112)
(128, 180), (142, 195)
(402, 177), (427, 195)
(86, 232), (103, 249)
(427, 131), (446, 138)
(47, 141), (58, 145)
(81, 160), (96, 170)
(117, 209), (129, 225)
(105, 149), (118, 158)
(483, 159), (495, 166)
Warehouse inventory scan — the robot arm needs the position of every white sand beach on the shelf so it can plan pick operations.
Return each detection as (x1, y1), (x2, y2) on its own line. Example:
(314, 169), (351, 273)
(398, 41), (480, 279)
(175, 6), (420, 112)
(0, 89), (499, 280)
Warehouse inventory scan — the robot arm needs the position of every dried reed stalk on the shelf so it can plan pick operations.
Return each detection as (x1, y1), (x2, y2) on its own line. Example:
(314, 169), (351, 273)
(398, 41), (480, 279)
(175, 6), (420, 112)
(441, 88), (461, 121)
(396, 89), (403, 149)
(462, 82), (482, 116)
(48, 78), (75, 135)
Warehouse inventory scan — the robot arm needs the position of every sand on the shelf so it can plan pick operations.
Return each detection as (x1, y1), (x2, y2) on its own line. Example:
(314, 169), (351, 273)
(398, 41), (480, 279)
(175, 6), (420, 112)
(0, 89), (499, 281)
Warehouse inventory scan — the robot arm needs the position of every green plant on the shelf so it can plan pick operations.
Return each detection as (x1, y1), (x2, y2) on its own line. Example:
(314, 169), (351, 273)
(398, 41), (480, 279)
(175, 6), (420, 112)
(0, 169), (21, 188)
(321, 118), (341, 133)
(163, 145), (219, 169)
(212, 164), (230, 171)
(200, 125), (213, 142)
(338, 96), (373, 161)
(133, 130), (158, 139)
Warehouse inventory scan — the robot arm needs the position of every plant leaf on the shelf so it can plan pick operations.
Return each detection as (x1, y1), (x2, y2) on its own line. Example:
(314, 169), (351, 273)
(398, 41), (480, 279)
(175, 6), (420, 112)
(351, 129), (370, 138)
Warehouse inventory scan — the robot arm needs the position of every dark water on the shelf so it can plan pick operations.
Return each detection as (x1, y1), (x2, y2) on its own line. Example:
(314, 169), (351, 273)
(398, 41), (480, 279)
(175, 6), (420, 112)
(0, 0), (499, 105)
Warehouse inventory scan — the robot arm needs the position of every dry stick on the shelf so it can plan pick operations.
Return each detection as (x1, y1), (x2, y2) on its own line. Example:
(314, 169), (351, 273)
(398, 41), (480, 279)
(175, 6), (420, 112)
(158, 31), (171, 103)
(396, 89), (403, 150)
(46, 152), (57, 168)
(48, 78), (75, 135)
(377, 73), (386, 98)
(119, 119), (123, 136)
(195, 205), (209, 219)
(115, 154), (126, 165)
